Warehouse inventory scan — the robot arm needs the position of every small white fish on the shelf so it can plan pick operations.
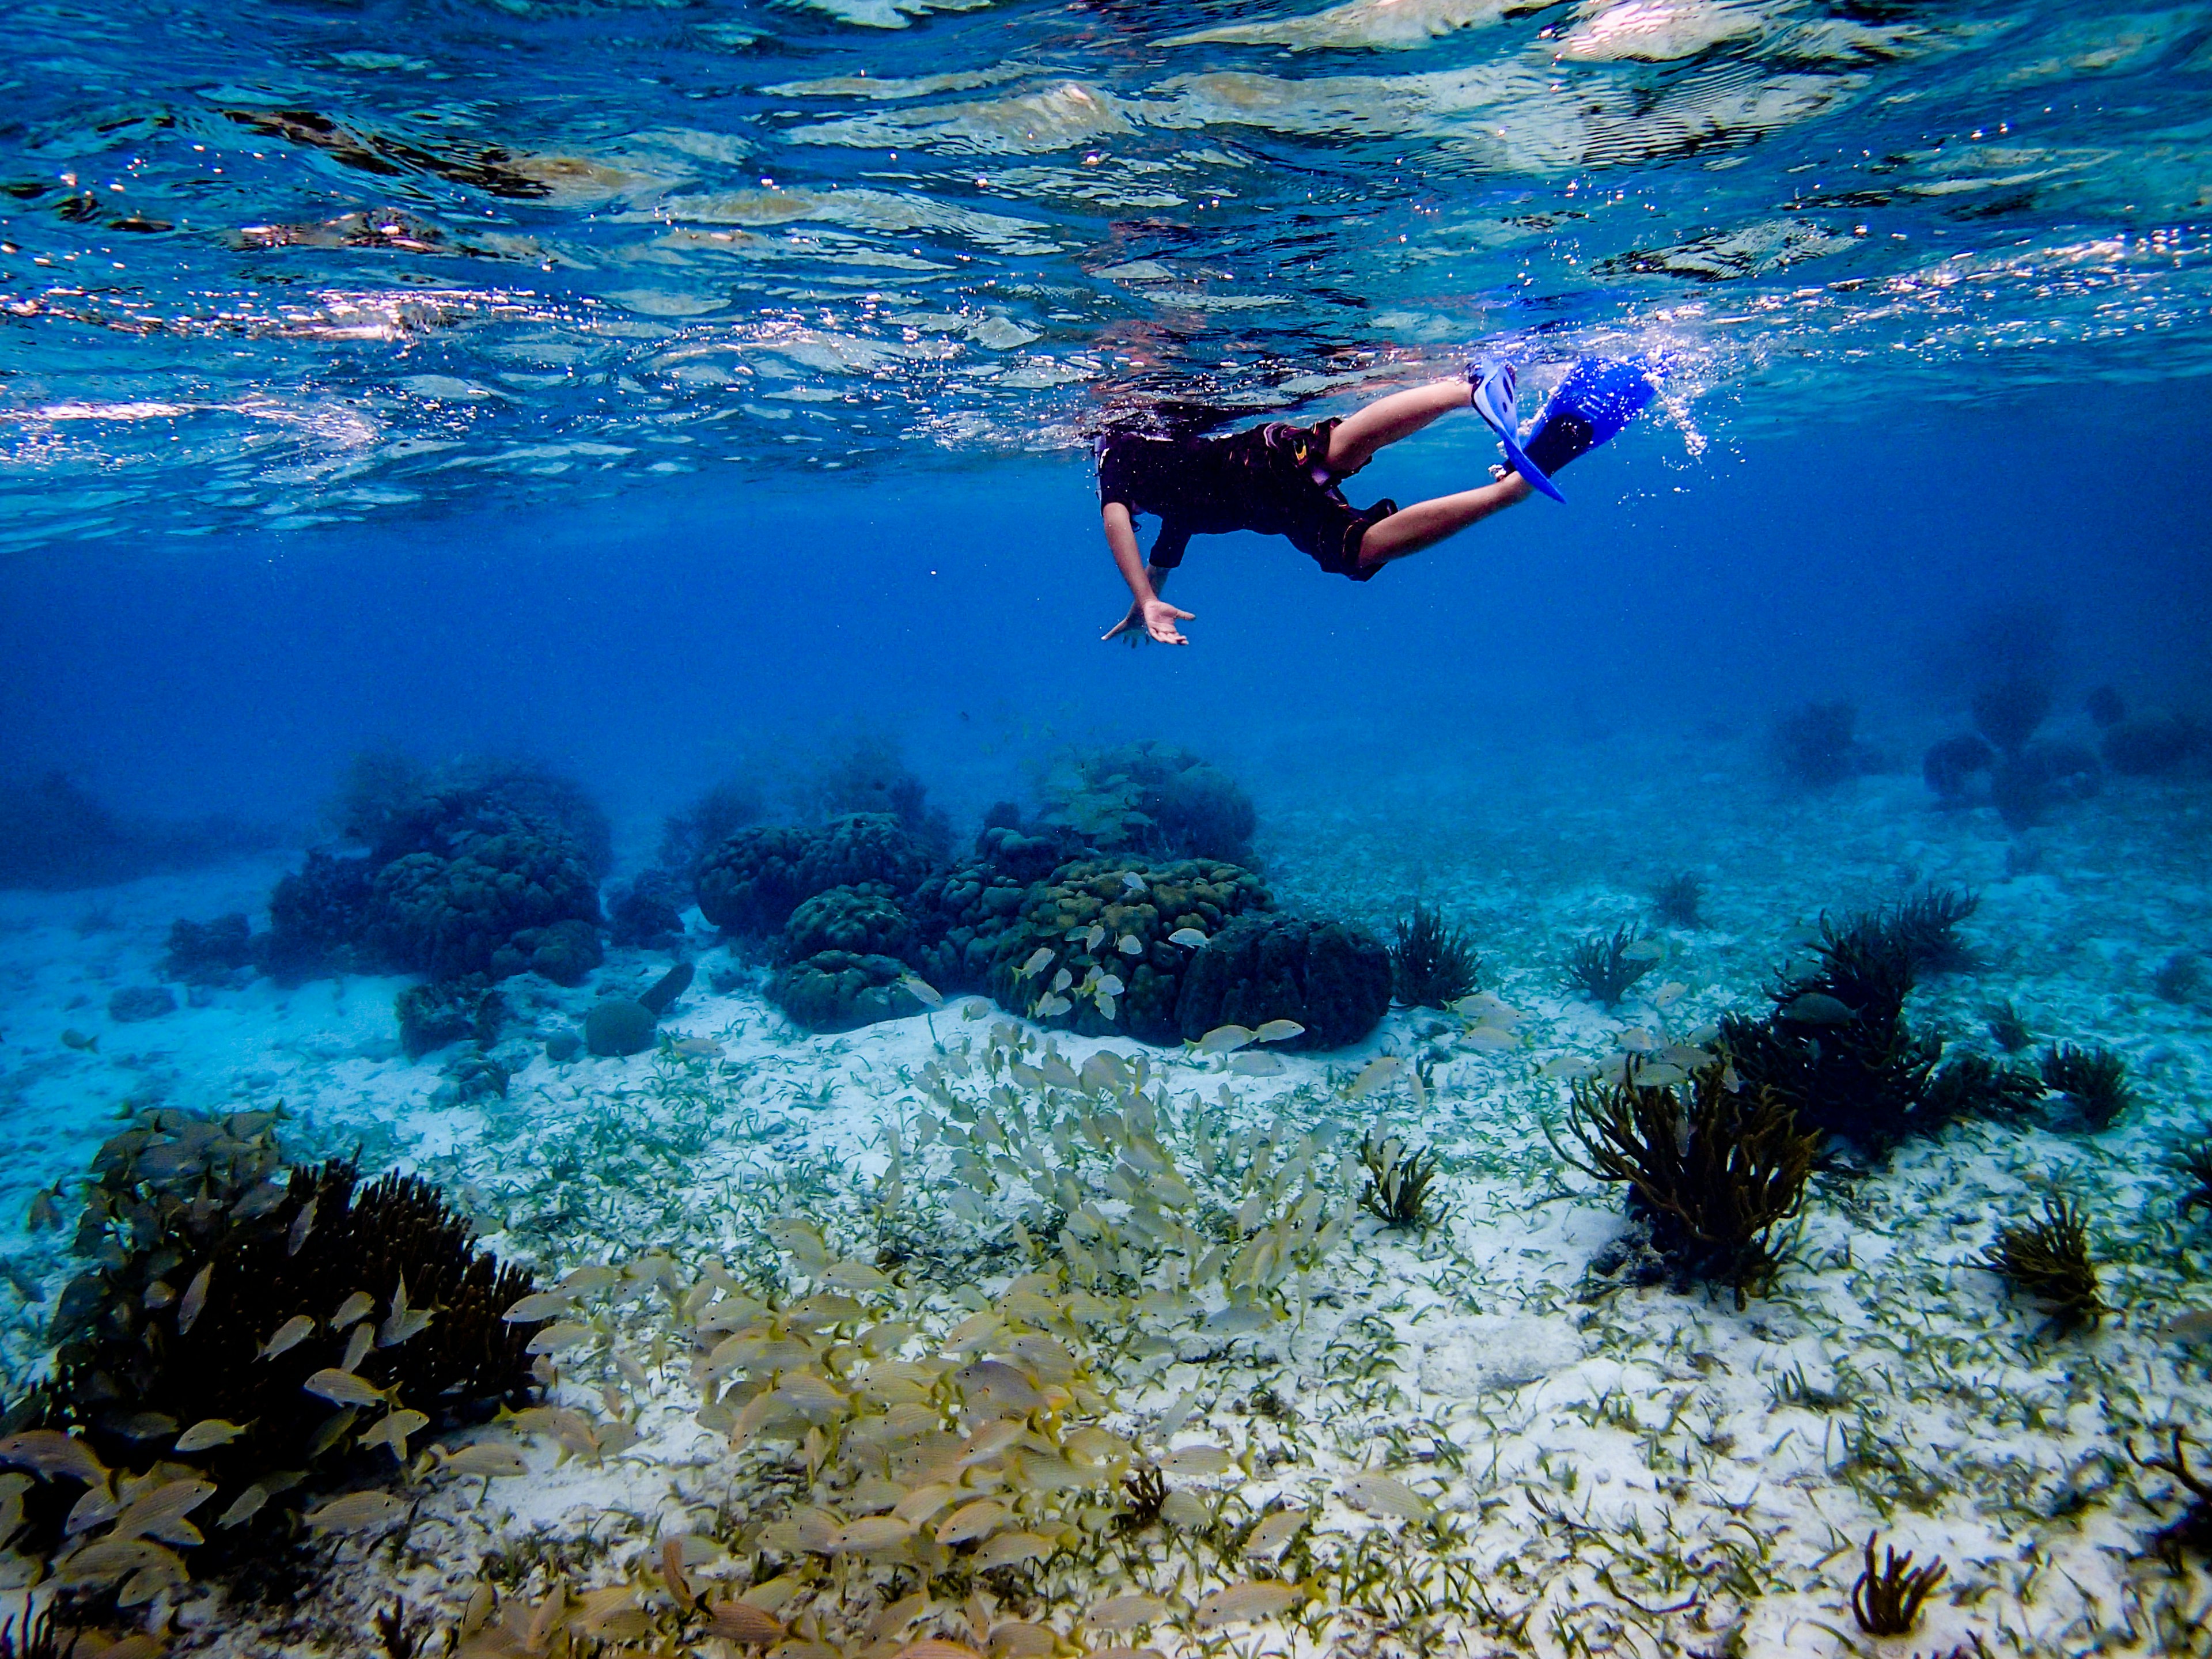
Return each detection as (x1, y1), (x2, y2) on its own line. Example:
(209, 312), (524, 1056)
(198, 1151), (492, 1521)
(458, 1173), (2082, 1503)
(1615, 1027), (1658, 1052)
(899, 975), (944, 1009)
(1653, 980), (1688, 1007)
(1086, 1594), (1166, 1630)
(361, 1409), (430, 1460)
(342, 1322), (374, 1373)
(1051, 968), (1073, 993)
(1253, 1019), (1305, 1044)
(1085, 924), (1106, 950)
(1120, 873), (1147, 894)
(304, 1490), (406, 1534)
(1245, 1509), (1307, 1558)
(1118, 934), (1143, 956)
(301, 1368), (393, 1408)
(258, 1315), (316, 1361)
(935, 1497), (1010, 1544)
(1035, 993), (1072, 1018)
(527, 1321), (592, 1355)
(2168, 1308), (2212, 1346)
(1194, 1581), (1301, 1629)
(287, 1198), (317, 1256)
(1465, 1025), (1516, 1052)
(1197, 1024), (1256, 1056)
(442, 1442), (529, 1479)
(1539, 1055), (1592, 1080)
(502, 1290), (579, 1323)
(1168, 928), (1208, 948)
(1620, 938), (1665, 962)
(1343, 1472), (1431, 1520)
(173, 1418), (248, 1453)
(177, 1263), (212, 1336)
(333, 1290), (375, 1329)
(217, 1483), (269, 1529)
(1229, 1051), (1284, 1077)
(1017, 948), (1054, 980)
(1346, 1055), (1399, 1099)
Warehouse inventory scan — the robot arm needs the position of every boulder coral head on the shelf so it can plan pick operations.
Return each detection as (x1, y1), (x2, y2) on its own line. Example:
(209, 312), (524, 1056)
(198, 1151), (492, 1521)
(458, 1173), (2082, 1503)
(698, 813), (933, 937)
(987, 858), (1274, 1043)
(783, 882), (916, 964)
(769, 950), (926, 1033)
(1037, 743), (1257, 865)
(365, 828), (601, 982)
(1176, 914), (1391, 1051)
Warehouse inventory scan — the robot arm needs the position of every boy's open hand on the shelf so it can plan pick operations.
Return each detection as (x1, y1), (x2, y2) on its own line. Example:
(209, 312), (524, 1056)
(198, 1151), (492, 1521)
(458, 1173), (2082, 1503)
(1103, 596), (1195, 646)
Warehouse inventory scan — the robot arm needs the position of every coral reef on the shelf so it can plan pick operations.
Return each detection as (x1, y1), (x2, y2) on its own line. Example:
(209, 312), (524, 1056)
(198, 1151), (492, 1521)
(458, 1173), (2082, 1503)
(1175, 915), (1391, 1051)
(0, 771), (266, 892)
(364, 829), (602, 983)
(2102, 711), (2209, 776)
(605, 869), (687, 950)
(696, 814), (930, 938)
(1990, 738), (2101, 830)
(654, 777), (766, 885)
(1884, 885), (1984, 975)
(1971, 676), (2052, 755)
(2, 1109), (540, 1574)
(1357, 1135), (1440, 1229)
(907, 827), (1076, 993)
(1922, 732), (1995, 805)
(987, 858), (1273, 1043)
(336, 752), (613, 883)
(1388, 905), (1479, 1009)
(1650, 873), (1707, 929)
(2039, 1041), (2135, 1130)
(1036, 742), (1257, 865)
(768, 951), (926, 1034)
(395, 976), (506, 1060)
(162, 914), (256, 987)
(783, 883), (916, 964)
(796, 734), (952, 859)
(1770, 700), (1865, 790)
(493, 917), (603, 986)
(1564, 925), (1656, 1009)
(1850, 1532), (1946, 1636)
(1976, 1194), (2104, 1331)
(1556, 1059), (1817, 1306)
(262, 850), (376, 980)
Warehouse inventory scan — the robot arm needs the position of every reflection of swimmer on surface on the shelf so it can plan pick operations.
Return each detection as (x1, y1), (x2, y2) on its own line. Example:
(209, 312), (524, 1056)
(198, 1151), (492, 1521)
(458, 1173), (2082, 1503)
(1098, 357), (1657, 646)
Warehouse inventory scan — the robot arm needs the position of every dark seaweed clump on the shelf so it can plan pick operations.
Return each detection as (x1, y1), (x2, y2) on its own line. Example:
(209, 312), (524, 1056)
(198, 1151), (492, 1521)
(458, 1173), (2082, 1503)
(1389, 904), (1479, 1008)
(1770, 700), (1866, 790)
(161, 914), (256, 988)
(1564, 925), (1655, 1009)
(1719, 900), (2010, 1150)
(2039, 1042), (2135, 1131)
(1, 1107), (543, 1574)
(1357, 1135), (1440, 1230)
(2180, 1137), (2212, 1221)
(1850, 1532), (1946, 1636)
(1984, 999), (2034, 1053)
(1990, 739), (2101, 830)
(1976, 1194), (2104, 1332)
(2153, 952), (2204, 1004)
(1971, 676), (2053, 756)
(2128, 1427), (2212, 1558)
(1650, 873), (1706, 929)
(1556, 1060), (1817, 1307)
(1922, 733), (1995, 806)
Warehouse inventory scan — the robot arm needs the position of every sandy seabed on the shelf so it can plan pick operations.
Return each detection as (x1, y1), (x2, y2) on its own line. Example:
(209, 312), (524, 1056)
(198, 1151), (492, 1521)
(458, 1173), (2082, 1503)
(2, 729), (2209, 1658)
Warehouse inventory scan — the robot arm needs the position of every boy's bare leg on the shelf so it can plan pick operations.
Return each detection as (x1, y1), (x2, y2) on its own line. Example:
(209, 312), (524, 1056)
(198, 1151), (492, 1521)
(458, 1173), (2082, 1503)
(1324, 379), (1472, 476)
(1355, 470), (1532, 567)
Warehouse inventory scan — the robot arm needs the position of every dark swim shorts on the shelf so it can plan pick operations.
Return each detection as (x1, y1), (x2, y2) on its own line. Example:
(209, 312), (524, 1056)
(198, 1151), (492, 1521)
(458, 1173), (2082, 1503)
(1096, 416), (1400, 582)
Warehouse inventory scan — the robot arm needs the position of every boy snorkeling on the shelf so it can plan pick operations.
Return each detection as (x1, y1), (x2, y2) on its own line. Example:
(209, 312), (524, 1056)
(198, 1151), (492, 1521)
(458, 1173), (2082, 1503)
(1099, 357), (1658, 645)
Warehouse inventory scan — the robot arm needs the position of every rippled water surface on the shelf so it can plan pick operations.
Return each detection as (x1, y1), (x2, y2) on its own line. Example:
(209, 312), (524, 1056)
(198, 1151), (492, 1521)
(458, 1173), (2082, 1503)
(3, 0), (2208, 548)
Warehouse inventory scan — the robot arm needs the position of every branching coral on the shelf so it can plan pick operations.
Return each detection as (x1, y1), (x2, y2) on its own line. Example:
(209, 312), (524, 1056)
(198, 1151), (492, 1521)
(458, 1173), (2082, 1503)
(1976, 1194), (2105, 1332)
(1564, 925), (1656, 1009)
(2039, 1042), (2135, 1130)
(2, 1108), (542, 1574)
(1388, 906), (1479, 1008)
(1850, 1531), (1946, 1635)
(1884, 887), (1984, 975)
(1357, 1136), (1440, 1229)
(1554, 1060), (1816, 1306)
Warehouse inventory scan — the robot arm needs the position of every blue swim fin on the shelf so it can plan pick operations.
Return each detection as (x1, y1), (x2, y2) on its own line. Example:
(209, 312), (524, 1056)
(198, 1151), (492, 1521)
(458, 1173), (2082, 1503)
(1515, 357), (1660, 501)
(1467, 356), (1566, 503)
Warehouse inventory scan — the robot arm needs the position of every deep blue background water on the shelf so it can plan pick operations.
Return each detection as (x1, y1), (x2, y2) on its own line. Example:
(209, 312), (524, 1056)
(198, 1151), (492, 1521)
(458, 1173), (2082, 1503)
(4, 371), (2206, 846)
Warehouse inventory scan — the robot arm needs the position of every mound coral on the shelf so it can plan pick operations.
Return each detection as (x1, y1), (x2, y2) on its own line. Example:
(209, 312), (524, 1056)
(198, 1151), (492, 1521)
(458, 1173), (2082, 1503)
(1388, 905), (1479, 1009)
(908, 828), (1075, 993)
(3, 1108), (541, 1574)
(605, 868), (688, 949)
(162, 914), (256, 987)
(261, 850), (376, 980)
(697, 814), (931, 938)
(1971, 676), (2053, 755)
(768, 951), (927, 1033)
(987, 858), (1274, 1043)
(2103, 712), (2209, 776)
(1177, 915), (1390, 1051)
(783, 882), (916, 964)
(585, 998), (658, 1058)
(1990, 739), (2101, 830)
(1037, 742), (1257, 865)
(1922, 733), (1995, 805)
(797, 733), (952, 859)
(1556, 1059), (1817, 1306)
(365, 828), (602, 982)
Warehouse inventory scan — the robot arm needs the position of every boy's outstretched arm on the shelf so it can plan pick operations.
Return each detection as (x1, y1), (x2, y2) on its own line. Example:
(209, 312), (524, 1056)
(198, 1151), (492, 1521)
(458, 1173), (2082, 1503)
(1099, 502), (1195, 645)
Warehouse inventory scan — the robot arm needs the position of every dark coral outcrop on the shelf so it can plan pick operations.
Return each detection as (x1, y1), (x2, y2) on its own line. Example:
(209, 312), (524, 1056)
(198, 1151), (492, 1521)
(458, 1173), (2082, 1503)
(697, 813), (931, 938)
(768, 951), (926, 1033)
(1176, 915), (1391, 1050)
(1037, 743), (1257, 865)
(783, 882), (916, 964)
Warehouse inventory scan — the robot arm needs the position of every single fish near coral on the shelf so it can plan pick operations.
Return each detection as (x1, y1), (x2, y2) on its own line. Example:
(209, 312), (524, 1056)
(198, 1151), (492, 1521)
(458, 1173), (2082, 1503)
(172, 1418), (249, 1453)
(25, 1184), (62, 1232)
(1194, 1581), (1302, 1628)
(0, 1429), (107, 1486)
(304, 1489), (406, 1533)
(1345, 1055), (1399, 1098)
(287, 1198), (317, 1256)
(1230, 1051), (1284, 1076)
(1017, 947), (1054, 979)
(333, 1290), (375, 1328)
(1781, 992), (1856, 1025)
(503, 1290), (579, 1323)
(260, 1309), (318, 1362)
(60, 1029), (97, 1052)
(1196, 1024), (1255, 1055)
(1118, 934), (1143, 956)
(1168, 927), (1208, 948)
(301, 1368), (396, 1408)
(442, 1442), (529, 1479)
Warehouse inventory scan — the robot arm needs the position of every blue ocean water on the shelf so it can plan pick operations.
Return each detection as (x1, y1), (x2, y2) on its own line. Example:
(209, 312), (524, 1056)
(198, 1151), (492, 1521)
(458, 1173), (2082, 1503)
(2, 0), (2212, 1652)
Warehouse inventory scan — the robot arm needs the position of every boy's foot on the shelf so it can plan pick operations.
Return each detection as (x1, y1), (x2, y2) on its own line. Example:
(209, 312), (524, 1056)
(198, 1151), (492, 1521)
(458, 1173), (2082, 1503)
(1514, 357), (1660, 501)
(1467, 357), (1519, 441)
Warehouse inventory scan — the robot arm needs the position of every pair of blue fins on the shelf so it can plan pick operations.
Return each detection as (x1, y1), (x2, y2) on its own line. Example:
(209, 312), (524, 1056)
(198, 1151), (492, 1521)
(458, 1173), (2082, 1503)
(1468, 354), (1659, 502)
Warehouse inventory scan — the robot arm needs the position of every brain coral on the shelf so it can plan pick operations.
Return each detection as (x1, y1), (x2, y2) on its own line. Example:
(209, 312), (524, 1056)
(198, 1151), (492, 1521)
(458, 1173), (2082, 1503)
(769, 950), (926, 1033)
(698, 813), (933, 937)
(986, 858), (1274, 1043)
(1175, 915), (1392, 1051)
(784, 882), (916, 964)
(363, 829), (601, 982)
